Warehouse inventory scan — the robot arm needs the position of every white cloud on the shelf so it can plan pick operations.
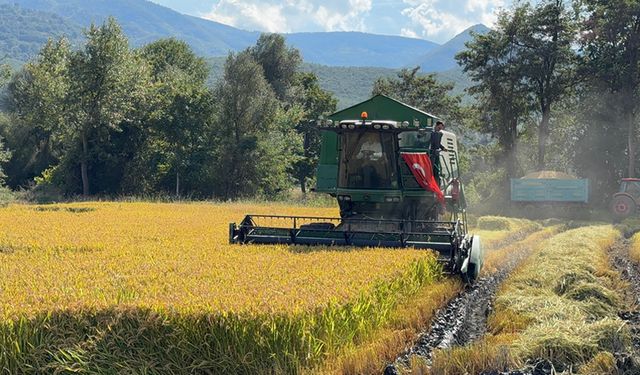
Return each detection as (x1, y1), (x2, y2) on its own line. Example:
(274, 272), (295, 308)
(201, 0), (373, 33)
(400, 28), (419, 38)
(401, 0), (504, 42)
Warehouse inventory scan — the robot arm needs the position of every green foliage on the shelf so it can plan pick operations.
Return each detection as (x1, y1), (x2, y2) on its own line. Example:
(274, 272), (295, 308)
(63, 18), (149, 196)
(510, 0), (578, 170)
(135, 38), (215, 197)
(212, 50), (281, 199)
(578, 0), (640, 179)
(291, 72), (337, 193)
(3, 39), (70, 188)
(372, 66), (464, 124)
(0, 4), (81, 63)
(250, 33), (302, 102)
(457, 11), (531, 179)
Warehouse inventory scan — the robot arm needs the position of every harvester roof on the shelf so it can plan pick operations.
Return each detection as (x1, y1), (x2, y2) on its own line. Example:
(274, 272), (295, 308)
(329, 95), (440, 127)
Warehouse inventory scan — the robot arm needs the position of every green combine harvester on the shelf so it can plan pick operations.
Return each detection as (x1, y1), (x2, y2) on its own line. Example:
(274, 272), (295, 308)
(230, 95), (483, 281)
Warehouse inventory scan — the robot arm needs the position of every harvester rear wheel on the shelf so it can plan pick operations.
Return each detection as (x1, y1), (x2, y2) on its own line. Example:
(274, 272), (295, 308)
(611, 195), (636, 220)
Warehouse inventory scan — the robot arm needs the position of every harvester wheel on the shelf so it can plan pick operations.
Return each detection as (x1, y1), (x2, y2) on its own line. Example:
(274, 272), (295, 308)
(461, 235), (483, 283)
(611, 195), (636, 220)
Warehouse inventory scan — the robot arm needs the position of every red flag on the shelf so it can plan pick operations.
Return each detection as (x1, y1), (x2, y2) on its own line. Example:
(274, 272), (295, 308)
(401, 152), (445, 203)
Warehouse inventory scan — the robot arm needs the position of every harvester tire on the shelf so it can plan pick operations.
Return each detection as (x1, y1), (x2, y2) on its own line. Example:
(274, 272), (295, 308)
(462, 235), (483, 283)
(611, 195), (636, 220)
(468, 235), (483, 281)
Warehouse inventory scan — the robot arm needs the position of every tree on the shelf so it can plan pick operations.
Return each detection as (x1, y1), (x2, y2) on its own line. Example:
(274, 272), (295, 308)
(250, 33), (302, 102)
(0, 64), (12, 184)
(291, 72), (337, 193)
(579, 0), (640, 178)
(213, 51), (280, 199)
(140, 38), (215, 196)
(512, 0), (578, 170)
(456, 12), (530, 179)
(0, 64), (10, 86)
(64, 18), (148, 196)
(372, 67), (463, 124)
(4, 38), (70, 188)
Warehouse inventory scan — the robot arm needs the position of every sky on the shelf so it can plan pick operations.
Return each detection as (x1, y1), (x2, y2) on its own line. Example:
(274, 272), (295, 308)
(149, 0), (511, 43)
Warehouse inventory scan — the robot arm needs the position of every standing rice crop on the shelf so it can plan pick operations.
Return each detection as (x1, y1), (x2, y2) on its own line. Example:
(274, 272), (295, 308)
(0, 202), (444, 373)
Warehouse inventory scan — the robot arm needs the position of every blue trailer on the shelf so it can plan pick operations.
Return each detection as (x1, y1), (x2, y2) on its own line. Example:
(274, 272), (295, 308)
(511, 178), (589, 203)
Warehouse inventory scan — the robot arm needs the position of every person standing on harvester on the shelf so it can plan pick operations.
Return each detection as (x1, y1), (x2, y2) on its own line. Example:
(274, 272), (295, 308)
(430, 121), (448, 186)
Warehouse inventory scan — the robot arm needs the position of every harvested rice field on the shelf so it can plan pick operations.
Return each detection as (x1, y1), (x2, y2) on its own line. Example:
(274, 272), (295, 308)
(1, 202), (639, 374)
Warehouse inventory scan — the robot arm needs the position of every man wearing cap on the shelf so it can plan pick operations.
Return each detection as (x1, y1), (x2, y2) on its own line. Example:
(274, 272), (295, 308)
(430, 121), (448, 186)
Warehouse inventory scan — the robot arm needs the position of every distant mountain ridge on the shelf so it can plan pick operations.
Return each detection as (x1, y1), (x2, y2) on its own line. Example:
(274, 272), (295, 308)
(0, 0), (442, 68)
(414, 24), (491, 72)
(0, 0), (481, 105)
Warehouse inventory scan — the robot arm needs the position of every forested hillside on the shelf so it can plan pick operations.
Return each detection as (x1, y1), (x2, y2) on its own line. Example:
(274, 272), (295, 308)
(208, 57), (473, 109)
(0, 4), (80, 64)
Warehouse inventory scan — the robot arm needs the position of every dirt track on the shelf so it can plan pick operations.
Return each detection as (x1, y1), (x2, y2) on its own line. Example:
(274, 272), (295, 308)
(608, 239), (640, 363)
(384, 228), (548, 374)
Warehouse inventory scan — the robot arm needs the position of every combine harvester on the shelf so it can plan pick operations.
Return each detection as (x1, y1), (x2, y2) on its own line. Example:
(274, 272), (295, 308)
(230, 95), (483, 281)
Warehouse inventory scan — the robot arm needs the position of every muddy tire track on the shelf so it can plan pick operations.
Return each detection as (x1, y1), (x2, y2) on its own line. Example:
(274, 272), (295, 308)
(608, 239), (640, 360)
(384, 228), (550, 374)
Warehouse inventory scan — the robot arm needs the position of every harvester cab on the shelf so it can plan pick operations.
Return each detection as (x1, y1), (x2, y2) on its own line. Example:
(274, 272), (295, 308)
(229, 95), (483, 282)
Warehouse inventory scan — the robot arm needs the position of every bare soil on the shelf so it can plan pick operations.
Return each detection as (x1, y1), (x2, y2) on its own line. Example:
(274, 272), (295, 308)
(384, 229), (544, 374)
(608, 239), (640, 362)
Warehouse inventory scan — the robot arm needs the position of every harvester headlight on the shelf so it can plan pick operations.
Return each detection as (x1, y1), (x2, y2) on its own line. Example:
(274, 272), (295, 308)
(402, 121), (410, 128)
(382, 125), (390, 130)
(338, 195), (352, 201)
(373, 124), (381, 129)
(341, 124), (348, 129)
(326, 120), (333, 126)
(393, 197), (401, 202)
(385, 197), (393, 202)
(348, 124), (356, 129)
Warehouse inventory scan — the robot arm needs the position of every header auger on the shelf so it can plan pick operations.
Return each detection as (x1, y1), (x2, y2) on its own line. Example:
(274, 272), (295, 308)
(229, 95), (483, 282)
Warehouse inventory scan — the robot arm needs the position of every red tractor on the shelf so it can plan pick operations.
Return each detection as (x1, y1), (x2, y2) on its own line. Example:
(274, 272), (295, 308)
(611, 178), (640, 220)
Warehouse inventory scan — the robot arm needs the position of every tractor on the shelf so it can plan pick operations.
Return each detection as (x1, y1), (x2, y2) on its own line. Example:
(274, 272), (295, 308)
(611, 178), (640, 220)
(229, 95), (483, 281)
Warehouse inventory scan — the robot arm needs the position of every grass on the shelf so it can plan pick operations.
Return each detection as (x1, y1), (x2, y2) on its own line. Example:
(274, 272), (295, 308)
(428, 226), (632, 374)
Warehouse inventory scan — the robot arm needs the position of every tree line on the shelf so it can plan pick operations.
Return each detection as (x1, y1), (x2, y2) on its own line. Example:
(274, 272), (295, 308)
(456, 0), (640, 208)
(0, 18), (336, 200)
(0, 0), (638, 208)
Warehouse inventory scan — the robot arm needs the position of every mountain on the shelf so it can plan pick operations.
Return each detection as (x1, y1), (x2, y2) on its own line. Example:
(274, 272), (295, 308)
(207, 57), (474, 109)
(0, 3), (82, 63)
(0, 0), (438, 68)
(285, 32), (437, 69)
(415, 24), (491, 73)
(0, 0), (259, 57)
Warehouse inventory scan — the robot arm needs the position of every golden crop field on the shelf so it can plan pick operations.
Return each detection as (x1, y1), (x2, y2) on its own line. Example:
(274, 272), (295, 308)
(0, 202), (444, 373)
